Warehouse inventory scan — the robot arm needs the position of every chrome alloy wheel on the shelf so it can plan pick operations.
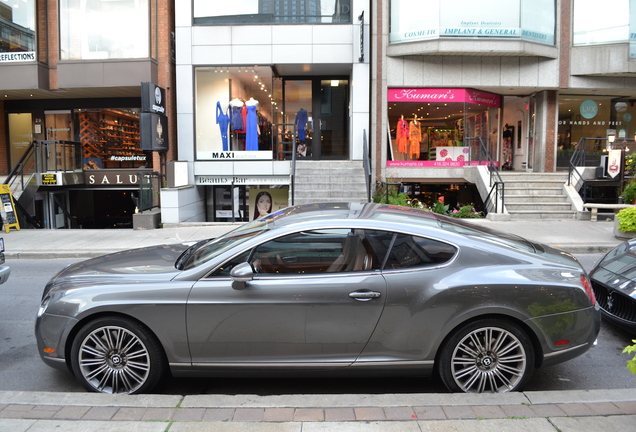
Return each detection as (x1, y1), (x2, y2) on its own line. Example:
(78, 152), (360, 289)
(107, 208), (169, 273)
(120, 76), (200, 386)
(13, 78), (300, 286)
(77, 325), (151, 394)
(450, 326), (528, 393)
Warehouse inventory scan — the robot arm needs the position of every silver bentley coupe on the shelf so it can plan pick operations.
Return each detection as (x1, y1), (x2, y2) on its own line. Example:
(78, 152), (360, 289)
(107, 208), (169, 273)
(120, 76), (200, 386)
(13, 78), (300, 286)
(35, 202), (600, 394)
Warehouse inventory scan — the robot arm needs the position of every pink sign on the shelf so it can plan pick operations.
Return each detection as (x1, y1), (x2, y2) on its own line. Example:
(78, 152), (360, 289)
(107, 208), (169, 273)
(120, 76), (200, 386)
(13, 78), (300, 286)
(387, 88), (501, 108)
(387, 161), (499, 168)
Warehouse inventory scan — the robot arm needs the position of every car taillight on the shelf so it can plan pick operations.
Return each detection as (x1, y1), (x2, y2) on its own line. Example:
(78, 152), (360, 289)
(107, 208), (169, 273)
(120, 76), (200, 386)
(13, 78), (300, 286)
(580, 274), (596, 306)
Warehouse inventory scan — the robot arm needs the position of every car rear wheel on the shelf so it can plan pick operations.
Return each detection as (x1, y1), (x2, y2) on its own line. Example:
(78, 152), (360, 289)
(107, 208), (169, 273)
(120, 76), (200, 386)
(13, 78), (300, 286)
(438, 319), (534, 393)
(70, 316), (166, 394)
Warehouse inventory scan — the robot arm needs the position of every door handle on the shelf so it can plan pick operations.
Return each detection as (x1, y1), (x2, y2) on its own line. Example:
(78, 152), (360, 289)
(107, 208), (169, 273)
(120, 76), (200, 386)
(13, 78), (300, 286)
(349, 291), (382, 301)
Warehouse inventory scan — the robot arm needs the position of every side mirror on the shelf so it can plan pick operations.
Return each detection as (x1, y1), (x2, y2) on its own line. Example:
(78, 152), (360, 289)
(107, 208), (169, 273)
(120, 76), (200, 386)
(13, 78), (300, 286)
(230, 262), (254, 290)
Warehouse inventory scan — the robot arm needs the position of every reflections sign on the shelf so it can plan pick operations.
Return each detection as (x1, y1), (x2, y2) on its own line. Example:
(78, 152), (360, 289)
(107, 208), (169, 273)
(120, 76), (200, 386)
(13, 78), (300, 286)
(388, 88), (501, 108)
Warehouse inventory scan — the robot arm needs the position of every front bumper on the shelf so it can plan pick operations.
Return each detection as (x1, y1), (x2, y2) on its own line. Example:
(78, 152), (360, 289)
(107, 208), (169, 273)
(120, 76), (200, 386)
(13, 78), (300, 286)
(35, 312), (78, 372)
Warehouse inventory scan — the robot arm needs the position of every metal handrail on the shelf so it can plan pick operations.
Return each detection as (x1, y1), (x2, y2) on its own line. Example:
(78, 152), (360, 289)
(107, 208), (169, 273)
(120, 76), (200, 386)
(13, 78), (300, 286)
(362, 129), (372, 202)
(464, 137), (504, 215)
(3, 141), (37, 194)
(567, 137), (615, 187)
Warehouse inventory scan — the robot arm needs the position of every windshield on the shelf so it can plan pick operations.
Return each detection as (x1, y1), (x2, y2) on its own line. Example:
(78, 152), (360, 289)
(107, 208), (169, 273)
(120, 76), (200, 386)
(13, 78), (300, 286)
(598, 240), (636, 278)
(178, 218), (271, 270)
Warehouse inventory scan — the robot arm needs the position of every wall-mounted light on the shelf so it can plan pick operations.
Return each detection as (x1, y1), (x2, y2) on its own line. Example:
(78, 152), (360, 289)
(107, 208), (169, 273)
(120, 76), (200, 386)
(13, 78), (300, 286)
(331, 80), (339, 87)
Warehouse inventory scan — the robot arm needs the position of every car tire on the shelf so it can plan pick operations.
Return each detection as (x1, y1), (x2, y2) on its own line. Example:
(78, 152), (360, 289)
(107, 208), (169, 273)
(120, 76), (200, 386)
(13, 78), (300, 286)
(438, 319), (535, 393)
(70, 315), (166, 394)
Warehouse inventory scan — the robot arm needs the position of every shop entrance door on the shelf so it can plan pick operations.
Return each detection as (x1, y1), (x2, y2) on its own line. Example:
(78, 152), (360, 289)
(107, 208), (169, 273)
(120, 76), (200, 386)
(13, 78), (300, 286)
(49, 191), (71, 229)
(283, 78), (349, 160)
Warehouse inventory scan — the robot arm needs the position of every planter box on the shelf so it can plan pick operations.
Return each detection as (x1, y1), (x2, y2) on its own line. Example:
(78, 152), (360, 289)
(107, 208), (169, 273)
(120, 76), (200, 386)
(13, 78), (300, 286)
(614, 218), (636, 239)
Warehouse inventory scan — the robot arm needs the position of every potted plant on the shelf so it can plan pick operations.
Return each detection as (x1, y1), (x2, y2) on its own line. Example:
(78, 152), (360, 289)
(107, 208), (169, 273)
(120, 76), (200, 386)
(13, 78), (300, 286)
(615, 206), (636, 239)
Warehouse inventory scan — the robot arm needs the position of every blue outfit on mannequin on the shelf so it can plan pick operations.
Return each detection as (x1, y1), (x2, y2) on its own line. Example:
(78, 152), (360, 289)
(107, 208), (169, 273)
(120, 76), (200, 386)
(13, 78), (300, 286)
(215, 101), (230, 151)
(295, 109), (309, 141)
(245, 103), (258, 151)
(230, 105), (244, 131)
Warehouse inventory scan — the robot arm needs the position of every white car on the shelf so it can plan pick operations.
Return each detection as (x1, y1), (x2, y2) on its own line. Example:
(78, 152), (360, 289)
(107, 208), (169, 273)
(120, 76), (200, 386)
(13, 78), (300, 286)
(0, 238), (10, 284)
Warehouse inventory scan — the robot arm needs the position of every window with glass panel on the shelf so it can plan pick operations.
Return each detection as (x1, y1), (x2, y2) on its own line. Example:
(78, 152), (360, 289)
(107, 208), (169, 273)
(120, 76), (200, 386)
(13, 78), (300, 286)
(59, 0), (150, 60)
(0, 0), (36, 59)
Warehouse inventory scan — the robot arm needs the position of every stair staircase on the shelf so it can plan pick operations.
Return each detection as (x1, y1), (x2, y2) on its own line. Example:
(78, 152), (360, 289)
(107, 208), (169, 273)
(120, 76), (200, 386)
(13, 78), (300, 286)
(502, 172), (576, 220)
(292, 160), (369, 206)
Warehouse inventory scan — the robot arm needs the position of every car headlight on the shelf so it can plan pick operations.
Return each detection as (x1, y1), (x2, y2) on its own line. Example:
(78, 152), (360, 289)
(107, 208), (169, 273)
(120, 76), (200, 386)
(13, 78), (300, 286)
(38, 297), (50, 318)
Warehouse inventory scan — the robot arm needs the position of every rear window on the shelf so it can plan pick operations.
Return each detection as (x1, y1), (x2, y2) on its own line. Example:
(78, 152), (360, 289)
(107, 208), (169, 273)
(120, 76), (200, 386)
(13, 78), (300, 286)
(384, 234), (457, 269)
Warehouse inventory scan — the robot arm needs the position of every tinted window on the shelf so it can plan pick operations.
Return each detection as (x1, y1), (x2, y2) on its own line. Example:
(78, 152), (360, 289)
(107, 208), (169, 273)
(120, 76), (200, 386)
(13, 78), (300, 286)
(250, 229), (381, 275)
(384, 234), (456, 270)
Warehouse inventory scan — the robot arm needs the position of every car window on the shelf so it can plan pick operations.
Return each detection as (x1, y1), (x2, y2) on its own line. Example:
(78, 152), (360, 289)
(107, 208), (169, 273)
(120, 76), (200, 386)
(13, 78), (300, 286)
(207, 250), (251, 277)
(383, 233), (457, 270)
(249, 229), (381, 275)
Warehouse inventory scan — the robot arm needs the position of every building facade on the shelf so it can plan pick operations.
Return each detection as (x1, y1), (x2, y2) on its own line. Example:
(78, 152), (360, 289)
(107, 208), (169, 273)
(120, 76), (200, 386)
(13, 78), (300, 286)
(164, 0), (369, 223)
(373, 0), (636, 211)
(0, 0), (176, 229)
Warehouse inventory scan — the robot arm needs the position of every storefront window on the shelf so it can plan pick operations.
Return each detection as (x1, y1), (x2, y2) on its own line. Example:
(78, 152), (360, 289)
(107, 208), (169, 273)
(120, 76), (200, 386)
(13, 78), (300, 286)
(573, 0), (630, 46)
(206, 185), (289, 223)
(386, 88), (501, 168)
(390, 0), (555, 46)
(0, 0), (36, 61)
(193, 0), (351, 25)
(195, 66), (276, 160)
(557, 96), (636, 169)
(59, 0), (150, 60)
(75, 108), (148, 169)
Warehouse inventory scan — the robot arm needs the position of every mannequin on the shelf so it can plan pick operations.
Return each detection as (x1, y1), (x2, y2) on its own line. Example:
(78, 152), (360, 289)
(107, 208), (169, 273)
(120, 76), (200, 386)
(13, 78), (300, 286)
(215, 101), (230, 151)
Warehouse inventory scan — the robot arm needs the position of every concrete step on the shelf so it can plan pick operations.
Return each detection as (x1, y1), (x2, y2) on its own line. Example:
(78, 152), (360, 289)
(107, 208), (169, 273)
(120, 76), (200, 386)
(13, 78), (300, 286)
(506, 210), (577, 220)
(506, 187), (563, 196)
(500, 173), (568, 182)
(293, 160), (368, 204)
(504, 181), (566, 189)
(506, 203), (573, 211)
(506, 195), (570, 204)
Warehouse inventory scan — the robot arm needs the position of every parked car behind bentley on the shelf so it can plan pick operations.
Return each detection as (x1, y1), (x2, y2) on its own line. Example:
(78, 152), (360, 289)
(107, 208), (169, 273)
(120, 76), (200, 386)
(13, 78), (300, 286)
(590, 238), (636, 334)
(35, 202), (600, 394)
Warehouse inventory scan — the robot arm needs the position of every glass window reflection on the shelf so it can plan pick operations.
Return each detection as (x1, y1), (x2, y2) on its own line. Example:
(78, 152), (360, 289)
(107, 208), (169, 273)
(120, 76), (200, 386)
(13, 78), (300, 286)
(0, 0), (36, 56)
(193, 0), (351, 25)
(59, 0), (150, 60)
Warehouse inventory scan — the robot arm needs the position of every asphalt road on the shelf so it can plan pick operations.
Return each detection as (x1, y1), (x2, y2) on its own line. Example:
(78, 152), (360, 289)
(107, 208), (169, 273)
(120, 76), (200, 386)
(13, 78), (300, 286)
(1, 255), (635, 395)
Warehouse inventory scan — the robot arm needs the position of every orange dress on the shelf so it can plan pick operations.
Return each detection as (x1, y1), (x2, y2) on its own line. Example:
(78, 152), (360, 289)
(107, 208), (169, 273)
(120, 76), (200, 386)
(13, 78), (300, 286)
(409, 121), (422, 159)
(397, 118), (409, 153)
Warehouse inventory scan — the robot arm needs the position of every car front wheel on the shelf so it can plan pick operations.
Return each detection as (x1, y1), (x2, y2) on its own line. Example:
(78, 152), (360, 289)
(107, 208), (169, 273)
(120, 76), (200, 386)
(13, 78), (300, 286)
(70, 316), (166, 394)
(438, 319), (535, 393)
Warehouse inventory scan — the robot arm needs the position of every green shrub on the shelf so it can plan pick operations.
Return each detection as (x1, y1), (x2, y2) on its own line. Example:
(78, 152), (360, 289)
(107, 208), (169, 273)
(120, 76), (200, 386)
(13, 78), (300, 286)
(617, 206), (636, 232)
(622, 182), (636, 204)
(624, 340), (636, 374)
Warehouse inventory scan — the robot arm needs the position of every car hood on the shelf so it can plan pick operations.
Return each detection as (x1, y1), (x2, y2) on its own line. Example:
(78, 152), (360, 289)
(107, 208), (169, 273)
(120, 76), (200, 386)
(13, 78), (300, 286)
(45, 243), (189, 293)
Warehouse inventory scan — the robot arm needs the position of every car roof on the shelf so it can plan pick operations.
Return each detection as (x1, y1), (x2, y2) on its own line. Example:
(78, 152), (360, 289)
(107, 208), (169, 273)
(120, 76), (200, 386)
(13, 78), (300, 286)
(257, 202), (536, 253)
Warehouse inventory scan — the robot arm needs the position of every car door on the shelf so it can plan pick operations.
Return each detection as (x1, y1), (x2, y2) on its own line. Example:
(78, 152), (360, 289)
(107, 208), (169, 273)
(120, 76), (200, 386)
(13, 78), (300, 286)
(186, 228), (388, 366)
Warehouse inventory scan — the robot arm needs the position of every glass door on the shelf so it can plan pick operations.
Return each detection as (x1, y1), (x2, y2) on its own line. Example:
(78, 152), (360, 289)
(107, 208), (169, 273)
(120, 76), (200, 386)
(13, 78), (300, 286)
(316, 79), (349, 159)
(282, 78), (349, 160)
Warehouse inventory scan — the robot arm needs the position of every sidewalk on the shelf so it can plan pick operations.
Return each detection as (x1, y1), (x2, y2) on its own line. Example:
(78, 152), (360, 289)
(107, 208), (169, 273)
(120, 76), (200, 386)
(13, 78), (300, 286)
(1, 389), (635, 431)
(1, 218), (624, 259)
(0, 218), (632, 431)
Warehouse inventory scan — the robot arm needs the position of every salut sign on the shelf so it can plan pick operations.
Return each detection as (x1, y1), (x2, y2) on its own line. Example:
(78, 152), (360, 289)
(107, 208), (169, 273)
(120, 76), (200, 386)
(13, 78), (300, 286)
(85, 171), (154, 185)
